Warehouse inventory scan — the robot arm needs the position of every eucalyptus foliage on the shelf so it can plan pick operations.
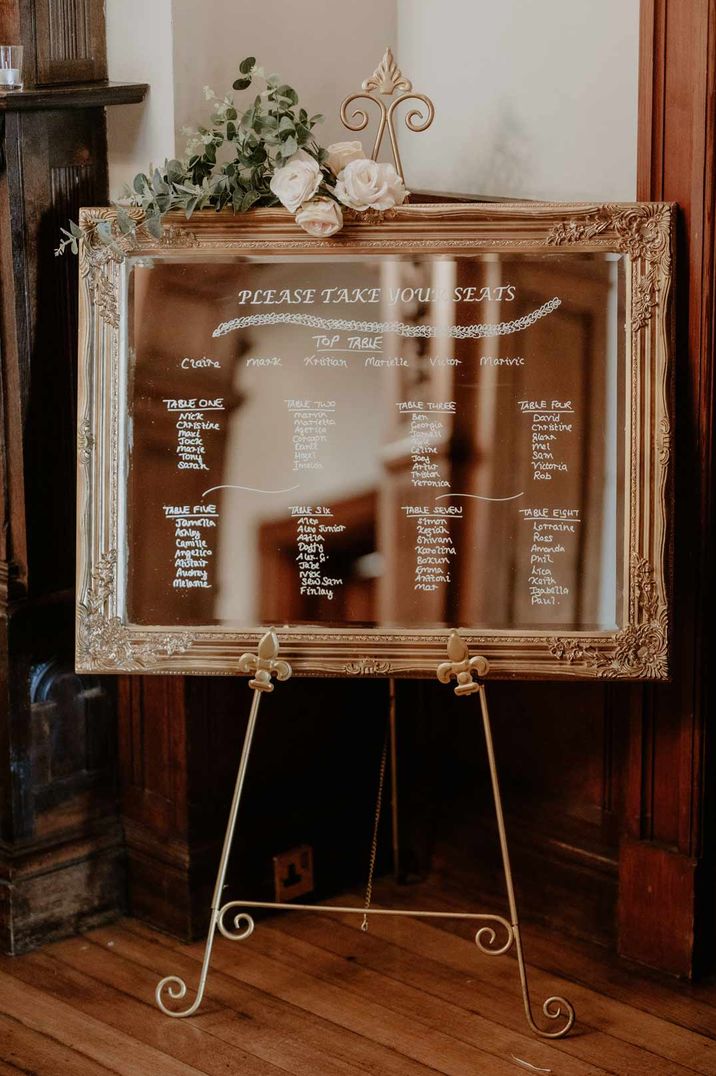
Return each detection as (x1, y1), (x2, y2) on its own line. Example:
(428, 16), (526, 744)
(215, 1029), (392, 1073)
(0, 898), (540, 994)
(55, 57), (327, 256)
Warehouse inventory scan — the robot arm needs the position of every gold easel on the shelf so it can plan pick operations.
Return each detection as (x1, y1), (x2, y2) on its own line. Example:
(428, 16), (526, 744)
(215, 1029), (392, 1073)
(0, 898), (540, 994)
(155, 50), (574, 1037)
(155, 627), (574, 1036)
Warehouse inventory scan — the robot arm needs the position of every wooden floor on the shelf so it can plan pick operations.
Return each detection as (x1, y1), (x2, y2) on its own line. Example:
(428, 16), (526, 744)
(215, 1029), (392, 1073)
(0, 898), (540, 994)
(1, 880), (715, 1075)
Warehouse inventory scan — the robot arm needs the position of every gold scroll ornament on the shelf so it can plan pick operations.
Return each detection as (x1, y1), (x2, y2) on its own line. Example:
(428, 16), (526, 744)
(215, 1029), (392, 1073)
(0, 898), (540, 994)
(340, 47), (435, 183)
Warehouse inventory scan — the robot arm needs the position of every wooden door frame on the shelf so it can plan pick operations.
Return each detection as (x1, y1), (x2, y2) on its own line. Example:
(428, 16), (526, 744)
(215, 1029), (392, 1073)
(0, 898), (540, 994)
(620, 0), (716, 975)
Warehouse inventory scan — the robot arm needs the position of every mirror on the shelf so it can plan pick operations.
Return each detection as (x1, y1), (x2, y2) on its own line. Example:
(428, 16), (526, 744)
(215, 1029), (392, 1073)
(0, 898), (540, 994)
(77, 204), (671, 678)
(126, 252), (625, 633)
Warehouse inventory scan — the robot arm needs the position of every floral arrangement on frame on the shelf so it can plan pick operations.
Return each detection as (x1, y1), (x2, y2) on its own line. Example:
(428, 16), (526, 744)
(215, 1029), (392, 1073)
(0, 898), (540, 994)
(56, 56), (407, 256)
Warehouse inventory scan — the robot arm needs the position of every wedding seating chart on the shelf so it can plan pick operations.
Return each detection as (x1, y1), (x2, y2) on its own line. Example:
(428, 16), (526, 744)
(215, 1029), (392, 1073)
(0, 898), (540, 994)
(76, 204), (672, 678)
(126, 251), (622, 631)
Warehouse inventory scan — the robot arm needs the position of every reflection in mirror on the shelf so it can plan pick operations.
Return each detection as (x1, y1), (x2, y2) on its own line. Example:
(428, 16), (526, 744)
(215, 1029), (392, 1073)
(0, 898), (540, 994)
(125, 252), (625, 631)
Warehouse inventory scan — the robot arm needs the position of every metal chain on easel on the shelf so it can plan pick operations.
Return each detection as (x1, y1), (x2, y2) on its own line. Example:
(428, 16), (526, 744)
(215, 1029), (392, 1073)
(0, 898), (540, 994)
(361, 725), (389, 931)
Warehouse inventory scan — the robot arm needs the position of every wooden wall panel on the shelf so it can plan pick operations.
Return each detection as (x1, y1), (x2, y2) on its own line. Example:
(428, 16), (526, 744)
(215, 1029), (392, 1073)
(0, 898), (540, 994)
(617, 0), (716, 976)
(0, 2), (147, 953)
(0, 0), (107, 86)
(0, 102), (125, 953)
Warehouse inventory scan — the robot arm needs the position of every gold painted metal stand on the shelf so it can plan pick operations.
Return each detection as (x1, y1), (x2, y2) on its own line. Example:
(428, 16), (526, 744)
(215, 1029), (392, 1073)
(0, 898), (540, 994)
(155, 628), (291, 1018)
(155, 627), (575, 1039)
(436, 630), (576, 1039)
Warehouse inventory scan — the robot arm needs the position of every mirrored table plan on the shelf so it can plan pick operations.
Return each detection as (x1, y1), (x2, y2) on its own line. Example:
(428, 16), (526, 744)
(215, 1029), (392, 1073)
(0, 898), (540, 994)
(124, 252), (625, 633)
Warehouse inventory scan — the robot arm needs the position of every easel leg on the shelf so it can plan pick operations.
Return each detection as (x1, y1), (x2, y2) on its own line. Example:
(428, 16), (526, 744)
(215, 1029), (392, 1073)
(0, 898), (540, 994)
(155, 629), (291, 1018)
(437, 629), (575, 1038)
(477, 684), (575, 1038)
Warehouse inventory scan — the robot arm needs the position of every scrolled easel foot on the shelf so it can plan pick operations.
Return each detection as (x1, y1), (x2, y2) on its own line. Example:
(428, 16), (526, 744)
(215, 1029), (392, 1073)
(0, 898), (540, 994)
(155, 974), (205, 1019)
(524, 994), (576, 1039)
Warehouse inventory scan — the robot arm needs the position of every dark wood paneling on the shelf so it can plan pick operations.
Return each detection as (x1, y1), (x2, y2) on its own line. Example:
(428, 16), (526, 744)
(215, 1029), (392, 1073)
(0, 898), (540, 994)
(0, 0), (106, 86)
(0, 104), (122, 951)
(34, 0), (107, 85)
(393, 677), (623, 949)
(0, 4), (147, 950)
(119, 674), (394, 940)
(618, 0), (716, 976)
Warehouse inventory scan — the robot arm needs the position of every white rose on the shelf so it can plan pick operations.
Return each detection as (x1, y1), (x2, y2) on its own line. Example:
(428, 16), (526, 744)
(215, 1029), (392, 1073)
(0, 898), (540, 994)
(269, 150), (322, 213)
(295, 198), (344, 237)
(324, 140), (364, 176)
(334, 159), (407, 211)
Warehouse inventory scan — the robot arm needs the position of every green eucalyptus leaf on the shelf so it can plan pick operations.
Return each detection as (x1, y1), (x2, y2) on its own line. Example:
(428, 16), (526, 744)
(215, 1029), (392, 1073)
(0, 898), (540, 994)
(116, 206), (133, 233)
(60, 56), (334, 253)
(240, 190), (261, 211)
(146, 216), (163, 238)
(277, 85), (298, 105)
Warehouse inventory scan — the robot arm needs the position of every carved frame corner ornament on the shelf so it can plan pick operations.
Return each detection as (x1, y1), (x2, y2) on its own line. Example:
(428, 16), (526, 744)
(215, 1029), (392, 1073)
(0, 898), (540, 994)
(78, 208), (200, 330)
(75, 202), (673, 680)
(549, 556), (668, 679)
(546, 202), (673, 336)
(76, 550), (194, 671)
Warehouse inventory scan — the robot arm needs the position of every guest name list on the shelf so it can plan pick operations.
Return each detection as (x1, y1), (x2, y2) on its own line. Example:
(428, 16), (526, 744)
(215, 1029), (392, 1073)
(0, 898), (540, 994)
(139, 266), (591, 625)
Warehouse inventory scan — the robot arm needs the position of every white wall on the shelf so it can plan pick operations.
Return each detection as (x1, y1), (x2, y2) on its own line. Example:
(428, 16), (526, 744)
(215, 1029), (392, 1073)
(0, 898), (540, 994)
(106, 0), (397, 195)
(171, 0), (398, 154)
(397, 0), (639, 201)
(106, 1), (639, 202)
(105, 0), (176, 199)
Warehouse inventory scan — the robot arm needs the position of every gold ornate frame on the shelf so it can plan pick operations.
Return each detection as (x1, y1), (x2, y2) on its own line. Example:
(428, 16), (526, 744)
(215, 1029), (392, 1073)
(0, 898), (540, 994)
(76, 202), (674, 680)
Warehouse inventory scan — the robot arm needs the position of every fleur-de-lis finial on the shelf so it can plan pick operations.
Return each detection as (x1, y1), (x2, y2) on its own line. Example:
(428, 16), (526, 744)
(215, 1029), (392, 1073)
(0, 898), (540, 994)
(362, 47), (412, 95)
(340, 46), (435, 184)
(238, 628), (292, 691)
(436, 631), (489, 696)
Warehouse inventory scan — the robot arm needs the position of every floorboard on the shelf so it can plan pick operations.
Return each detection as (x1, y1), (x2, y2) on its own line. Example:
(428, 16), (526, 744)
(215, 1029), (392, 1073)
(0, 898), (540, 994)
(0, 881), (714, 1075)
